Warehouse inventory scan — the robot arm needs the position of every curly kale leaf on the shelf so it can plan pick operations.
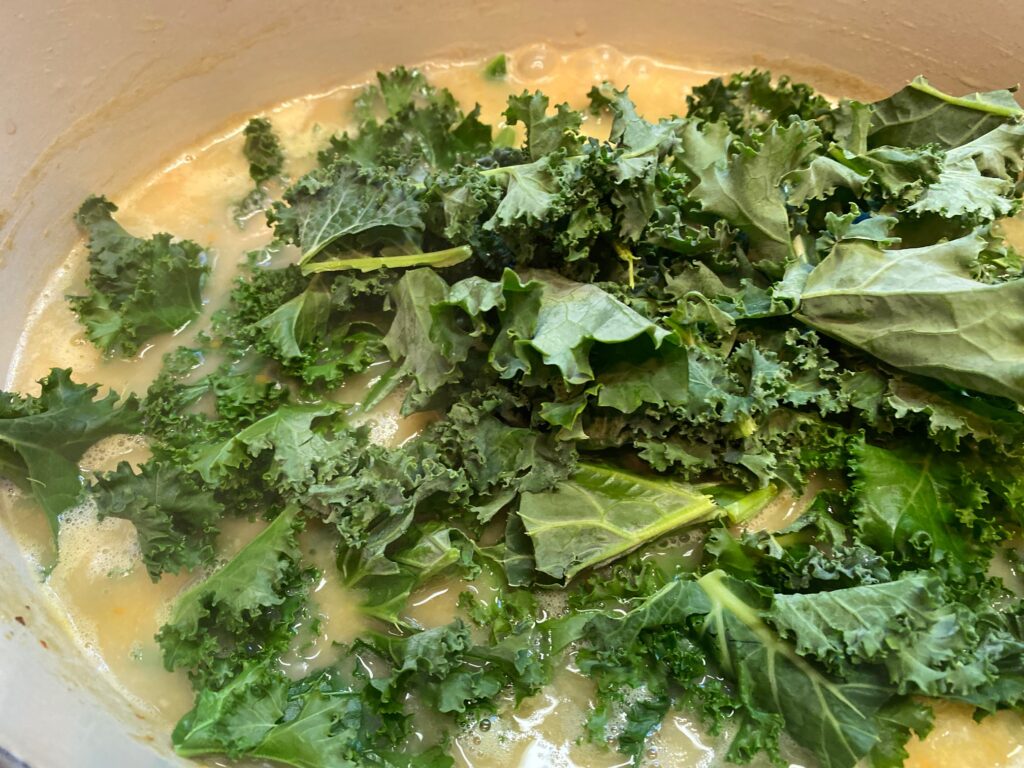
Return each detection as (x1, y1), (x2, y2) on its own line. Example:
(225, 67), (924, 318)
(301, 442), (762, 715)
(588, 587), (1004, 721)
(269, 163), (425, 266)
(92, 460), (222, 580)
(686, 70), (832, 136)
(769, 572), (1024, 709)
(579, 572), (892, 768)
(69, 196), (209, 356)
(321, 66), (495, 178)
(243, 117), (285, 185)
(174, 660), (455, 768)
(191, 403), (358, 493)
(157, 506), (312, 689)
(0, 368), (141, 548)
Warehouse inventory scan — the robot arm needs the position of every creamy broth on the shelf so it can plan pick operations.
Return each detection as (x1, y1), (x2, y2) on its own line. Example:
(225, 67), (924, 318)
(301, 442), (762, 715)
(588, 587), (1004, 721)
(3, 43), (1023, 768)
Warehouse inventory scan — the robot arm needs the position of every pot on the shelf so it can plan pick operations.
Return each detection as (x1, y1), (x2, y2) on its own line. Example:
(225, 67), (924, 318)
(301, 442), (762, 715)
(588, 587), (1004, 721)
(0, 2), (1021, 766)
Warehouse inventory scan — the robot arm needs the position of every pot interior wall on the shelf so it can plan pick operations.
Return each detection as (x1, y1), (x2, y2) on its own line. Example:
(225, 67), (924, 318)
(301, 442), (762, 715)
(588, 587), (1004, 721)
(1, 1), (1022, 765)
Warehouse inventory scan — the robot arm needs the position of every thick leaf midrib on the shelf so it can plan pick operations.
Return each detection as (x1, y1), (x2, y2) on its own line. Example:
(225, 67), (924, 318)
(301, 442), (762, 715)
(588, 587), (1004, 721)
(699, 571), (871, 716)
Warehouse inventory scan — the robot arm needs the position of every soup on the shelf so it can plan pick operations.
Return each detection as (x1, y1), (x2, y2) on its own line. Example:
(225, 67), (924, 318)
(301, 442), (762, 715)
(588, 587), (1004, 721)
(3, 43), (1024, 768)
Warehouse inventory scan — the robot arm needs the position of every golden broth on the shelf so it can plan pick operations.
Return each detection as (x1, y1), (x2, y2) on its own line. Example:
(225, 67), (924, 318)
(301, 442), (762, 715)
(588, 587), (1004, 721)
(2, 43), (1023, 768)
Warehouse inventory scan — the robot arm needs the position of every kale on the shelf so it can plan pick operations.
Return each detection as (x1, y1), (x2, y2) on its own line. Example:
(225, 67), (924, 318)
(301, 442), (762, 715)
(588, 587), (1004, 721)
(4, 66), (1024, 768)
(0, 368), (141, 549)
(156, 506), (313, 689)
(243, 117), (285, 185)
(69, 196), (209, 356)
(92, 460), (222, 580)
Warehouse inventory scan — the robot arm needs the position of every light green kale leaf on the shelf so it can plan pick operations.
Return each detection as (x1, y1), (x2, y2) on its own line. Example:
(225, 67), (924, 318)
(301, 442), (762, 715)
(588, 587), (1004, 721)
(518, 462), (721, 581)
(797, 231), (1024, 403)
(686, 121), (821, 268)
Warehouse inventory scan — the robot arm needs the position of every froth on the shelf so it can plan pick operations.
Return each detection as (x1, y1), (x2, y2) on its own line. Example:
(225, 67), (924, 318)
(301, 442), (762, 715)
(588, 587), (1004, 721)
(457, 716), (525, 766)
(41, 580), (104, 665)
(533, 589), (569, 620)
(79, 433), (152, 473)
(368, 413), (400, 445)
(56, 496), (141, 579)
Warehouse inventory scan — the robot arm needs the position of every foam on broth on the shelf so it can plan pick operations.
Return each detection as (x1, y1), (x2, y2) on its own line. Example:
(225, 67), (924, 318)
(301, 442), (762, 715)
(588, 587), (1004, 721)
(2, 43), (1023, 768)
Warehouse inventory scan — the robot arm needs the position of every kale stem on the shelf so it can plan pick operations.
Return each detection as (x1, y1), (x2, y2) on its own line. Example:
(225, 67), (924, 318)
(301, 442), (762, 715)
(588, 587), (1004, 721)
(908, 77), (1023, 118)
(301, 244), (472, 275)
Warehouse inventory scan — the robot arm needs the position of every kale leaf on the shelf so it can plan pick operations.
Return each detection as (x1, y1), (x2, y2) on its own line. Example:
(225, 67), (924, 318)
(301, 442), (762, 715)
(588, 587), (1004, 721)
(69, 196), (209, 356)
(0, 368), (141, 548)
(92, 460), (221, 580)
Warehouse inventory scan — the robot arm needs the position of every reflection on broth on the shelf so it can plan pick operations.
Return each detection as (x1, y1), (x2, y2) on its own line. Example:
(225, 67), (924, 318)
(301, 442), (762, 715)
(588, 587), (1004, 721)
(2, 42), (1023, 768)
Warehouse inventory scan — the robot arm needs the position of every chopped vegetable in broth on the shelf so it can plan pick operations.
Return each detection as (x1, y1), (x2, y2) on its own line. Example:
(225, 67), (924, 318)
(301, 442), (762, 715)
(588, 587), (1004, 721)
(3, 44), (1024, 768)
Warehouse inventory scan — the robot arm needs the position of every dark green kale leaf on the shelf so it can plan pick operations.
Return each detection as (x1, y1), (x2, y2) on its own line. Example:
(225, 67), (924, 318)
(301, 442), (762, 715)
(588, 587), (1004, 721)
(343, 523), (464, 624)
(503, 91), (583, 160)
(847, 440), (991, 572)
(243, 117), (285, 186)
(157, 506), (312, 689)
(250, 279), (386, 386)
(174, 662), (370, 768)
(431, 399), (575, 518)
(191, 403), (358, 494)
(92, 460), (222, 580)
(704, 495), (894, 591)
(867, 698), (935, 768)
(868, 76), (1023, 150)
(0, 368), (141, 548)
(683, 120), (821, 269)
(142, 347), (289, 469)
(234, 117), (287, 223)
(686, 70), (832, 135)
(69, 196), (210, 356)
(582, 572), (893, 768)
(212, 262), (391, 388)
(304, 435), (468, 622)
(174, 659), (455, 768)
(214, 264), (311, 358)
(769, 571), (1024, 709)
(269, 162), (425, 266)
(434, 268), (671, 388)
(482, 54), (507, 81)
(362, 618), (550, 715)
(321, 66), (495, 179)
(382, 267), (458, 402)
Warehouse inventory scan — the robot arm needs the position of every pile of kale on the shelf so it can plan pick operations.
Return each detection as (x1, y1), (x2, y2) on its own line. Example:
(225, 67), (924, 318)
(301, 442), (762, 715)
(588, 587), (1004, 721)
(3, 65), (1024, 768)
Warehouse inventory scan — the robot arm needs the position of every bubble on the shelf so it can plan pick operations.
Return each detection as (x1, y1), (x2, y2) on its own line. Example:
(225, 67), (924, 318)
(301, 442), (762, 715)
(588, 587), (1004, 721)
(533, 589), (569, 619)
(368, 414), (399, 445)
(0, 478), (23, 502)
(457, 709), (522, 763)
(511, 44), (555, 84)
(79, 433), (151, 473)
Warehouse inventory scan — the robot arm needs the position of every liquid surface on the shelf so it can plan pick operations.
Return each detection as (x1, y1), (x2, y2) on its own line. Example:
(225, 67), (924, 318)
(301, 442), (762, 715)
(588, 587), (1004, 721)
(3, 43), (1023, 768)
